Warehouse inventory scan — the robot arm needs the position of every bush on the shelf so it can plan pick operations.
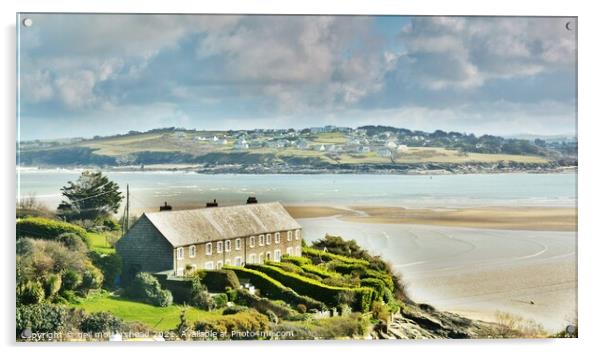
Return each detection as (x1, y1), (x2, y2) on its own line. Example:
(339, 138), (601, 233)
(245, 264), (373, 312)
(300, 263), (339, 279)
(17, 281), (45, 305)
(265, 310), (279, 323)
(80, 311), (124, 334)
(88, 252), (122, 289)
(61, 269), (82, 292)
(371, 301), (390, 323)
(212, 293), (229, 309)
(127, 272), (173, 307)
(361, 278), (387, 301)
(16, 303), (66, 337)
(296, 303), (307, 314)
(236, 289), (295, 319)
(17, 217), (90, 246)
(43, 274), (62, 298)
(194, 310), (270, 340)
(222, 305), (248, 315)
(80, 264), (104, 293)
(190, 279), (215, 311)
(193, 269), (240, 292)
(225, 287), (238, 302)
(58, 233), (88, 252)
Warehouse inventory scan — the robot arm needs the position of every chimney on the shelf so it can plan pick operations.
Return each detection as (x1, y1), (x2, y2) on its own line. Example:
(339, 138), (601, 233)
(159, 202), (172, 211)
(246, 196), (258, 204)
(206, 199), (218, 208)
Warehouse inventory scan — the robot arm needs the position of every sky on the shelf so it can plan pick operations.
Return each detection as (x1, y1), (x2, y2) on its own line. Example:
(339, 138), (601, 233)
(17, 14), (577, 140)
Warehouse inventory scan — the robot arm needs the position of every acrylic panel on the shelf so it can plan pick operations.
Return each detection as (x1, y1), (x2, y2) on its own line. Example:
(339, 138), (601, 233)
(16, 13), (577, 341)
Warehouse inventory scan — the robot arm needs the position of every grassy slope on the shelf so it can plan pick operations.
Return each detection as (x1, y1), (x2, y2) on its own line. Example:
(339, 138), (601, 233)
(87, 232), (116, 254)
(74, 292), (222, 331)
(27, 131), (550, 165)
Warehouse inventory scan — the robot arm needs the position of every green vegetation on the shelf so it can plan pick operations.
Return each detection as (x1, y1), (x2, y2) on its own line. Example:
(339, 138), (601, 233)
(125, 272), (173, 307)
(193, 309), (270, 340)
(17, 217), (89, 245)
(73, 292), (222, 331)
(57, 170), (123, 221)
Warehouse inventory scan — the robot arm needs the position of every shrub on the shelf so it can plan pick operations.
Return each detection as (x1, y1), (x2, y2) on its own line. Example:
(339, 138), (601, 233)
(225, 287), (238, 302)
(17, 281), (45, 305)
(80, 264), (104, 293)
(236, 289), (295, 319)
(80, 311), (124, 334)
(17, 217), (90, 246)
(16, 303), (66, 337)
(43, 274), (62, 298)
(371, 301), (390, 323)
(194, 310), (270, 340)
(190, 279), (215, 311)
(300, 263), (339, 279)
(361, 278), (387, 301)
(194, 269), (240, 292)
(61, 269), (82, 291)
(127, 272), (173, 307)
(222, 305), (249, 315)
(296, 303), (307, 314)
(245, 264), (373, 312)
(265, 310), (279, 323)
(212, 293), (229, 309)
(58, 233), (88, 252)
(88, 252), (122, 289)
(100, 218), (121, 232)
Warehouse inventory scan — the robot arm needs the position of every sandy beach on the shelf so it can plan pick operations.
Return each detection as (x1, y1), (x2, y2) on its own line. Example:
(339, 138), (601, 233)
(290, 205), (577, 332)
(285, 205), (576, 231)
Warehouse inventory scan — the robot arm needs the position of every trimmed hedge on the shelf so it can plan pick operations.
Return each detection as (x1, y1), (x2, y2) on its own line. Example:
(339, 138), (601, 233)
(235, 289), (294, 318)
(245, 264), (373, 312)
(281, 255), (312, 266)
(199, 270), (241, 292)
(223, 266), (325, 311)
(302, 247), (370, 266)
(194, 309), (269, 340)
(330, 261), (394, 291)
(299, 263), (339, 279)
(16, 217), (90, 246)
(360, 278), (387, 301)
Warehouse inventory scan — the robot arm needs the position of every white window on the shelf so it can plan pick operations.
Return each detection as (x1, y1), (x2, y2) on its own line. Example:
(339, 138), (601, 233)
(249, 254), (256, 264)
(225, 259), (231, 265)
(266, 251), (272, 261)
(216, 261), (223, 269)
(286, 247), (293, 255)
(258, 253), (264, 263)
(275, 232), (280, 244)
(176, 247), (184, 260)
(205, 242), (212, 255)
(235, 238), (241, 250)
(266, 234), (272, 245)
(295, 246), (301, 256)
(235, 256), (242, 266)
(189, 245), (196, 258)
(204, 261), (214, 270)
(259, 235), (265, 246)
(287, 231), (293, 241)
(295, 230), (301, 240)
(274, 249), (281, 262)
(216, 241), (223, 253)
(225, 240), (232, 252)
(176, 268), (184, 276)
(249, 236), (256, 248)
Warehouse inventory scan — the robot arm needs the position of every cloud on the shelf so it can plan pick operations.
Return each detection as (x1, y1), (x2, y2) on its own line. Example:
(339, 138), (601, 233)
(398, 17), (576, 90)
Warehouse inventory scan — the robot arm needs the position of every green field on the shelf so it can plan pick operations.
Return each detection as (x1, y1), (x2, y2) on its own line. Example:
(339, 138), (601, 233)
(74, 292), (223, 331)
(87, 232), (117, 254)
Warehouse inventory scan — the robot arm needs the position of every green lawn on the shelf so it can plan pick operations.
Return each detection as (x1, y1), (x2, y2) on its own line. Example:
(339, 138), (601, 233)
(87, 232), (116, 254)
(74, 292), (223, 331)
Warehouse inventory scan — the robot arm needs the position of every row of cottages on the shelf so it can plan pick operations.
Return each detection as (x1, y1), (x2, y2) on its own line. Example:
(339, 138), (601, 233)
(115, 201), (303, 281)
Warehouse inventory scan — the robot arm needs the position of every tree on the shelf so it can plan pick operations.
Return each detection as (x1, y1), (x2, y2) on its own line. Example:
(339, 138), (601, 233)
(57, 171), (123, 221)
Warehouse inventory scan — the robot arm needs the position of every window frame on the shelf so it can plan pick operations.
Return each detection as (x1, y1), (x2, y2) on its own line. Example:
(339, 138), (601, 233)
(275, 232), (280, 244)
(235, 238), (241, 250)
(274, 249), (281, 262)
(295, 229), (300, 240)
(287, 231), (293, 241)
(259, 234), (265, 246)
(205, 242), (212, 255)
(216, 261), (223, 269)
(249, 236), (256, 248)
(225, 240), (232, 252)
(189, 245), (196, 258)
(266, 233), (272, 245)
(249, 253), (256, 264)
(216, 241), (223, 253)
(204, 261), (214, 270)
(176, 247), (184, 260)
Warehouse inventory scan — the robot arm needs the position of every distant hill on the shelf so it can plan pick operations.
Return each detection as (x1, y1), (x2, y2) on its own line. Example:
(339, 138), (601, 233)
(17, 126), (577, 173)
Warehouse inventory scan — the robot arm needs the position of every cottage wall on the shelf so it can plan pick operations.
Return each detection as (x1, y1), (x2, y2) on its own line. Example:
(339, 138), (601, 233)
(115, 215), (174, 282)
(173, 228), (303, 275)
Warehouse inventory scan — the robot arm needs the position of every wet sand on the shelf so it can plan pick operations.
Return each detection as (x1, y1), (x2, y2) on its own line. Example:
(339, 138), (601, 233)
(295, 208), (577, 332)
(285, 205), (576, 231)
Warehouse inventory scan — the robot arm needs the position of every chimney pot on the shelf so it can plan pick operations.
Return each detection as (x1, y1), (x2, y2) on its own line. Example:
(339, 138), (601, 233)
(159, 202), (172, 211)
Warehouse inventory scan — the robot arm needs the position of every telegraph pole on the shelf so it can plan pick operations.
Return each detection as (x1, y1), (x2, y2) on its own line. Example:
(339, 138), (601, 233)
(125, 184), (130, 232)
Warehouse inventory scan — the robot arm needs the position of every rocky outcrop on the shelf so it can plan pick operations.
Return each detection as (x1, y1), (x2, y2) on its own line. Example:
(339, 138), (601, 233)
(372, 303), (497, 339)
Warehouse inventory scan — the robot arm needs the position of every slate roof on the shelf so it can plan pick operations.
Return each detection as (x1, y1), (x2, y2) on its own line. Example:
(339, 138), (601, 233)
(143, 202), (301, 247)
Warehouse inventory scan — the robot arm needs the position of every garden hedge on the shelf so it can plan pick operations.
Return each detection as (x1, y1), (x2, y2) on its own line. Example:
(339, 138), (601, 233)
(245, 264), (373, 312)
(223, 266), (325, 311)
(16, 217), (90, 246)
(302, 247), (370, 266)
(280, 255), (312, 266)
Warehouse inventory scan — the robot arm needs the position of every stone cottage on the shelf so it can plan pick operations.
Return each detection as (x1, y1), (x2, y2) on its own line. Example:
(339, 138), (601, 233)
(116, 201), (303, 281)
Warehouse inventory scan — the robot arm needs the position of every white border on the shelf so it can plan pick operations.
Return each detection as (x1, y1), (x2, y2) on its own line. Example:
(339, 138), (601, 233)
(2, 1), (600, 354)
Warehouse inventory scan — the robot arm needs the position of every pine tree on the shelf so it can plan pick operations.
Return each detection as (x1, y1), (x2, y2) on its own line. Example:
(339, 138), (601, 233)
(57, 171), (123, 221)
